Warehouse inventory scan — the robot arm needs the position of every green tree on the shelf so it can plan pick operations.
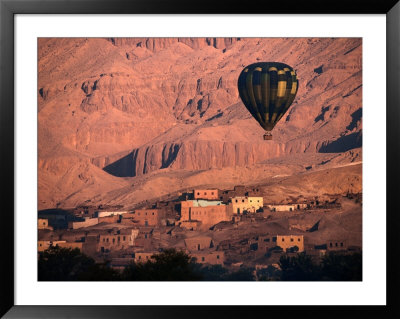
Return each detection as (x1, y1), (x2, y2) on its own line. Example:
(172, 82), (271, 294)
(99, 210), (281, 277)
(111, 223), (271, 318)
(223, 267), (255, 281)
(194, 264), (229, 281)
(320, 252), (362, 281)
(257, 265), (281, 281)
(278, 253), (321, 281)
(38, 246), (120, 281)
(122, 249), (202, 281)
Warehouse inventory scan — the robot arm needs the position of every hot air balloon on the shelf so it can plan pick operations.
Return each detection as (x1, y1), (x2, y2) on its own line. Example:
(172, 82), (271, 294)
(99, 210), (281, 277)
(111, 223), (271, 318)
(238, 62), (299, 140)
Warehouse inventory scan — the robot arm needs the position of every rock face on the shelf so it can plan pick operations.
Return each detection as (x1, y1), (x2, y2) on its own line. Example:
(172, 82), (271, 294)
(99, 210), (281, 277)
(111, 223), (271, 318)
(38, 37), (362, 209)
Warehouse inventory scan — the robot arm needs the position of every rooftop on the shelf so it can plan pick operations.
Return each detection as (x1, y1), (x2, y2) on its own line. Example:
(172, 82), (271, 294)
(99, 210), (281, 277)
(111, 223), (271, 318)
(191, 200), (224, 207)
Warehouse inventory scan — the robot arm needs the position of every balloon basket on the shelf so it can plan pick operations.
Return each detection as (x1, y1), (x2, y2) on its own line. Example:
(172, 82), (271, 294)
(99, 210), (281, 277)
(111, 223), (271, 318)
(263, 132), (272, 140)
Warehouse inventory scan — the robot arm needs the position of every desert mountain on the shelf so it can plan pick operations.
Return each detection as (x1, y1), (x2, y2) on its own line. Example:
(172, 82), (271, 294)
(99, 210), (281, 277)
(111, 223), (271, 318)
(38, 37), (362, 210)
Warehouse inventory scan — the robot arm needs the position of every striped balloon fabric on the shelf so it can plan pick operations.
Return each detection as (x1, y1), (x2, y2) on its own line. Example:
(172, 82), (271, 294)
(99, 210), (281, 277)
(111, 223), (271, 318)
(238, 62), (299, 140)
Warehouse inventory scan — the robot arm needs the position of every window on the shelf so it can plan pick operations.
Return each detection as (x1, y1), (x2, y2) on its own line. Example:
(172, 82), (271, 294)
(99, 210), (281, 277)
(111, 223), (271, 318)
(123, 236), (126, 241)
(335, 243), (338, 247)
(291, 238), (294, 242)
(118, 236), (120, 242)
(152, 212), (154, 215)
(217, 255), (220, 259)
(138, 213), (140, 216)
(242, 199), (244, 203)
(264, 238), (270, 242)
(204, 192), (206, 195)
(197, 192), (200, 195)
(103, 238), (105, 242)
(329, 243), (332, 247)
(106, 238), (109, 243)
(39, 243), (42, 247)
(235, 200), (238, 203)
(298, 238), (301, 241)
(282, 238), (285, 242)
(340, 242), (344, 247)
(43, 222), (46, 225)
(112, 238), (115, 243)
(201, 257), (205, 261)
(211, 192), (214, 195)
(139, 256), (141, 260)
(145, 212), (147, 215)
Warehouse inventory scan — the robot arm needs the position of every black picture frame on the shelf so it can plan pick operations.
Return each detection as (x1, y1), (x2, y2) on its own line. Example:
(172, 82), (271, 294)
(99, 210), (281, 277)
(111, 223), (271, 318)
(1, 0), (399, 318)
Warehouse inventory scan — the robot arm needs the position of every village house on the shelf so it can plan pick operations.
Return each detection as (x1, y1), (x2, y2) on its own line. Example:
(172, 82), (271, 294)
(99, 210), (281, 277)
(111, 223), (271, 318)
(276, 235), (304, 252)
(326, 240), (347, 251)
(229, 196), (263, 214)
(184, 236), (214, 251)
(248, 235), (279, 256)
(193, 189), (219, 200)
(38, 218), (53, 230)
(98, 228), (139, 253)
(190, 251), (225, 265)
(81, 235), (99, 257)
(134, 251), (158, 263)
(98, 214), (120, 224)
(134, 227), (154, 251)
(120, 209), (161, 226)
(68, 217), (99, 229)
(265, 203), (307, 212)
(38, 240), (51, 252)
(219, 185), (246, 202)
(180, 200), (230, 229)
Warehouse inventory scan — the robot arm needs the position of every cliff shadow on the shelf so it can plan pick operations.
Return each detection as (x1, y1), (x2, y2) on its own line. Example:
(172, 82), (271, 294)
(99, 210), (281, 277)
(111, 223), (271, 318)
(319, 131), (362, 153)
(103, 151), (136, 177)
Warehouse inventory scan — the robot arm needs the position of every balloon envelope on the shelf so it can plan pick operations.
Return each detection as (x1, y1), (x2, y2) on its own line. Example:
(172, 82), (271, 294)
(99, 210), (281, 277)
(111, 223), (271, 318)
(238, 62), (299, 133)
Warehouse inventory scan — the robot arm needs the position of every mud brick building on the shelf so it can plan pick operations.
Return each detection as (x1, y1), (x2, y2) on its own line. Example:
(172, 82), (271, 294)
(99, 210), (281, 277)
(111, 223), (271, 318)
(229, 196), (263, 214)
(134, 252), (157, 263)
(184, 236), (214, 251)
(98, 228), (139, 253)
(98, 214), (120, 224)
(121, 209), (162, 226)
(38, 218), (53, 230)
(194, 189), (219, 200)
(326, 239), (347, 251)
(180, 200), (230, 229)
(69, 217), (99, 229)
(191, 251), (225, 265)
(266, 204), (307, 212)
(276, 235), (304, 252)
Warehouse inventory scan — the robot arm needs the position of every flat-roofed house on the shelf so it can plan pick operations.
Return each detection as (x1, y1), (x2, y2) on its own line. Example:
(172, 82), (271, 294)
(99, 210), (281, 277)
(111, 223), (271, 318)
(276, 235), (304, 252)
(194, 189), (219, 200)
(180, 200), (230, 229)
(191, 251), (225, 265)
(98, 228), (139, 253)
(229, 197), (263, 214)
(184, 236), (214, 251)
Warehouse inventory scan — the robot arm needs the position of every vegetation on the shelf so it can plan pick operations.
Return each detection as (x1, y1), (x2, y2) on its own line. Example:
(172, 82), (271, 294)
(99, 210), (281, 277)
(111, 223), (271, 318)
(121, 249), (202, 281)
(278, 252), (362, 281)
(38, 246), (120, 281)
(38, 247), (361, 281)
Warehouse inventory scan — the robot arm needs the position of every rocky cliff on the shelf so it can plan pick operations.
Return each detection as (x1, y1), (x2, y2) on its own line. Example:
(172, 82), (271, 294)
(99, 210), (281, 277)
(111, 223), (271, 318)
(38, 37), (362, 209)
